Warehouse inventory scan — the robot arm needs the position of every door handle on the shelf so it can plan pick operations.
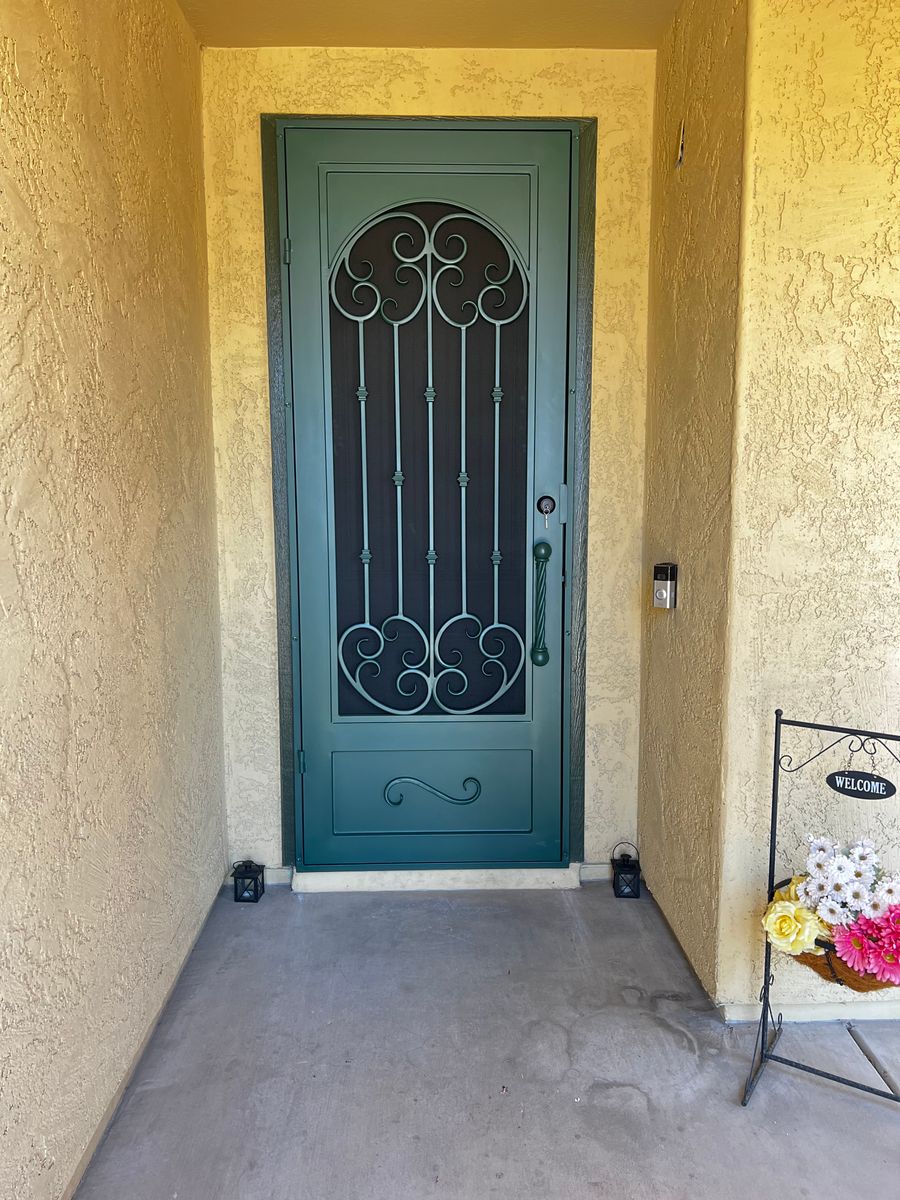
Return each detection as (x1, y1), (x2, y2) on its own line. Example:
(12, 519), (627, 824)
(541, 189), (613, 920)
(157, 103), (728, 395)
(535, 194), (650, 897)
(530, 541), (552, 666)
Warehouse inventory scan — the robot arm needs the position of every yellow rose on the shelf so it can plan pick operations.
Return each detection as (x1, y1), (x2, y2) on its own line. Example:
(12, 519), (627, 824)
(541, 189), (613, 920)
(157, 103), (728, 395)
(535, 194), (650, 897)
(762, 899), (828, 956)
(773, 876), (805, 903)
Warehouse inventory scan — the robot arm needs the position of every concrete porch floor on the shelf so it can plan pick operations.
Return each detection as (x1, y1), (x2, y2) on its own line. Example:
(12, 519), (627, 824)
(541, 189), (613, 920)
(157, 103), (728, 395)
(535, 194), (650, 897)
(75, 886), (898, 1200)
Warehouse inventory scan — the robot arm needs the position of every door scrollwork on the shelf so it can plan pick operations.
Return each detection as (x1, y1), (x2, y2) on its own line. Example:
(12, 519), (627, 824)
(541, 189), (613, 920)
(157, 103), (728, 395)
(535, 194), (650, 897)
(330, 207), (530, 716)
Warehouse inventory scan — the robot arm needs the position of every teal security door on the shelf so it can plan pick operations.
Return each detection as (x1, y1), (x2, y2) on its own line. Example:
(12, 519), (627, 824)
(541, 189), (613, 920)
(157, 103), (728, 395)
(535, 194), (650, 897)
(282, 125), (573, 869)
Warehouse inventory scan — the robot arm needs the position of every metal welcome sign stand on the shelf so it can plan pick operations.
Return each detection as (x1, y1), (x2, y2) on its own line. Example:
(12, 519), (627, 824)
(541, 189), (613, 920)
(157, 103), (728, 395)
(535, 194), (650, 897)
(742, 710), (900, 1107)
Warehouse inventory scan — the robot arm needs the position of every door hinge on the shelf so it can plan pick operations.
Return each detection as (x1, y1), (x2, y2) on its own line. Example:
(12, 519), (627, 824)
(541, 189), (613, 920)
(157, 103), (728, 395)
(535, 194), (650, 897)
(297, 748), (306, 774)
(558, 482), (569, 525)
(283, 237), (292, 265)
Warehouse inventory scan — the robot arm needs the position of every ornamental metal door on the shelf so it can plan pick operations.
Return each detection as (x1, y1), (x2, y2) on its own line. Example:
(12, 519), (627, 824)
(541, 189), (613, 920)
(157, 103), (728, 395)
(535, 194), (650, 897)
(283, 125), (573, 869)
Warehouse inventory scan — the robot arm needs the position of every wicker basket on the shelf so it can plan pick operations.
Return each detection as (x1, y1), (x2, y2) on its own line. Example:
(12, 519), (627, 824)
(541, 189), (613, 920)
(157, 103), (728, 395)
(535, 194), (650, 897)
(795, 938), (894, 992)
(770, 878), (894, 992)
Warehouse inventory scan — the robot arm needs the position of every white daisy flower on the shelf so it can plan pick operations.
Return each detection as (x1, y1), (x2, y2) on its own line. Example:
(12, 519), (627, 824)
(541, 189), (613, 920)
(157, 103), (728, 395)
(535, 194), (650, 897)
(829, 877), (849, 901)
(801, 881), (821, 907)
(854, 837), (877, 852)
(806, 854), (834, 879)
(865, 894), (890, 919)
(846, 882), (872, 911)
(849, 845), (879, 869)
(877, 877), (900, 904)
(816, 899), (845, 926)
(830, 855), (854, 882)
(807, 836), (836, 858)
(850, 865), (876, 888)
(805, 876), (832, 903)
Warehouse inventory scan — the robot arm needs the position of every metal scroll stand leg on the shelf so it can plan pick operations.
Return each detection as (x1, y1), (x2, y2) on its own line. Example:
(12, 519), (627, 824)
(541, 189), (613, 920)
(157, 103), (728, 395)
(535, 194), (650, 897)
(741, 941), (784, 1105)
(742, 709), (784, 1106)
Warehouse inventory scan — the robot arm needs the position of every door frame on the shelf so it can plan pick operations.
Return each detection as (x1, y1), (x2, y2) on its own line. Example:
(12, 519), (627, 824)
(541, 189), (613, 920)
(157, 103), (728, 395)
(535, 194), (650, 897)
(261, 116), (596, 871)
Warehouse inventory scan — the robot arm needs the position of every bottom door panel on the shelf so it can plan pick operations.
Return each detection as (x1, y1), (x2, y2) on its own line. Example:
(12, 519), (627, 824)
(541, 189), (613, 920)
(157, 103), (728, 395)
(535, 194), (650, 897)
(331, 749), (534, 835)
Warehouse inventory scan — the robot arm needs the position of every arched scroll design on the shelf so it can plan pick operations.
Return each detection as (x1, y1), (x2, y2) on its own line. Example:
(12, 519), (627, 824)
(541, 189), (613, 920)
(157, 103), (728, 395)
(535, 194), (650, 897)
(330, 203), (530, 716)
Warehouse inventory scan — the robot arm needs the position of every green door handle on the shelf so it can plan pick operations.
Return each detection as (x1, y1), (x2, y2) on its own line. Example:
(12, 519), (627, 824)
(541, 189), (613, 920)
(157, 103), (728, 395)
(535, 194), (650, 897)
(531, 541), (552, 666)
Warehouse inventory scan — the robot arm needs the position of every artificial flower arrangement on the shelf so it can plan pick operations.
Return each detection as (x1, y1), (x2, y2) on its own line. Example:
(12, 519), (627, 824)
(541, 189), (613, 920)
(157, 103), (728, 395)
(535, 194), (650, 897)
(762, 835), (900, 991)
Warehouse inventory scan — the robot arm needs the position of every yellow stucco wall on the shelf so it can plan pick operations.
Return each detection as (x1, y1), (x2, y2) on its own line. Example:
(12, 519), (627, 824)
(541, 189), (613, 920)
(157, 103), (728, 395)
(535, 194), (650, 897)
(201, 47), (656, 869)
(640, 0), (747, 997)
(0, 2), (224, 1197)
(716, 0), (900, 1010)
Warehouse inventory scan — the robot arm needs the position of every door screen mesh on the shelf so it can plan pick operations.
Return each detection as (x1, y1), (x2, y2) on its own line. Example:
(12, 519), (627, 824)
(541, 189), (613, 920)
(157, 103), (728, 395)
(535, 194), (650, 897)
(330, 202), (529, 716)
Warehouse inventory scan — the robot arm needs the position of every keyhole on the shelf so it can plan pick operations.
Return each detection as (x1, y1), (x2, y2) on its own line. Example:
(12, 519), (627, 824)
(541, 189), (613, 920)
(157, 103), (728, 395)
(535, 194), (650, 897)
(537, 495), (556, 529)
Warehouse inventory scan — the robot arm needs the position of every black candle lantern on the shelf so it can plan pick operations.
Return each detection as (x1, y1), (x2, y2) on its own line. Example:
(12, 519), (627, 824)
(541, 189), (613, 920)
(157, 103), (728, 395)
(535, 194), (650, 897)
(611, 842), (641, 899)
(232, 860), (265, 903)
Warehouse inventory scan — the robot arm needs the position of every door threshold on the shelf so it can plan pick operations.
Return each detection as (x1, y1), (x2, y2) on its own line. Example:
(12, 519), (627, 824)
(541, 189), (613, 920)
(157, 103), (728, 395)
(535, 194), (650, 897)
(291, 864), (583, 893)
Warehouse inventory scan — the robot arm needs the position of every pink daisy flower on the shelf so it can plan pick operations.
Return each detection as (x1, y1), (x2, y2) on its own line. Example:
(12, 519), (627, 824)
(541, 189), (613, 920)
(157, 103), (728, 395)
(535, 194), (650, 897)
(833, 923), (873, 974)
(869, 945), (900, 986)
(873, 913), (900, 952)
(855, 913), (880, 938)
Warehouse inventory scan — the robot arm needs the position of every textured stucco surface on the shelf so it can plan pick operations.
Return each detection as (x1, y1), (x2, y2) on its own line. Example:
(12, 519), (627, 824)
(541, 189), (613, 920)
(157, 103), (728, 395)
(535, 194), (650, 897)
(639, 1), (747, 995)
(718, 0), (900, 1006)
(201, 48), (655, 869)
(178, 0), (679, 51)
(0, 2), (225, 1196)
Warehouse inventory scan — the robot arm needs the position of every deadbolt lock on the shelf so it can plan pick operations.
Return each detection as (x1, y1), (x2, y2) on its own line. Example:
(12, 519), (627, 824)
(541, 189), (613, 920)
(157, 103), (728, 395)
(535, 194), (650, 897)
(537, 495), (556, 529)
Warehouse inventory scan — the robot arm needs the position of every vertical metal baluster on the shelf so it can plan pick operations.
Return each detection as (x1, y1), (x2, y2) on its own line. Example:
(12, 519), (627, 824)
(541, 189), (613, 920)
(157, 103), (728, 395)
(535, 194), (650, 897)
(490, 325), (503, 626)
(357, 321), (371, 624)
(334, 210), (529, 715)
(392, 323), (405, 615)
(458, 326), (468, 614)
(424, 246), (437, 682)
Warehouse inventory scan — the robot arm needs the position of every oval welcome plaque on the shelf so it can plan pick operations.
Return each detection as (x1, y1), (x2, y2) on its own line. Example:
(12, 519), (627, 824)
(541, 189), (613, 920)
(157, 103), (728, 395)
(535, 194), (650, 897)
(825, 770), (896, 800)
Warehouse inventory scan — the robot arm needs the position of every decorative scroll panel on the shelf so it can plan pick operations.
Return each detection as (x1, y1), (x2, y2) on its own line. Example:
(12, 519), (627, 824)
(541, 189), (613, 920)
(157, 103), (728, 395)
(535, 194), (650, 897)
(329, 202), (530, 716)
